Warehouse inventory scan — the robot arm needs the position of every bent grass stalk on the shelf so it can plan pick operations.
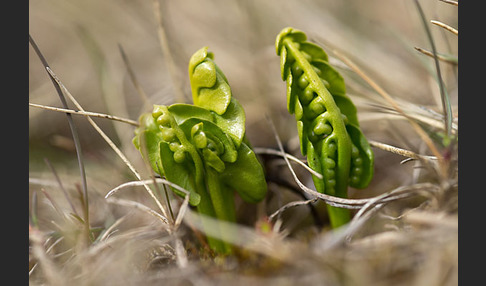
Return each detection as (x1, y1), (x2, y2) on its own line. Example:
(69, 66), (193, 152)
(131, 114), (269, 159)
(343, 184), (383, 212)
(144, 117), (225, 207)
(28, 103), (139, 126)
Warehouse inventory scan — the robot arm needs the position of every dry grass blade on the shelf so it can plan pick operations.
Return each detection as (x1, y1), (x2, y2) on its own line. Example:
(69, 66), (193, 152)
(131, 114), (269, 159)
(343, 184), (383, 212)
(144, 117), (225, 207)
(174, 188), (190, 229)
(29, 103), (139, 126)
(268, 197), (319, 221)
(430, 20), (458, 35)
(106, 197), (169, 224)
(44, 66), (170, 224)
(174, 238), (188, 268)
(105, 178), (188, 201)
(254, 147), (323, 179)
(43, 158), (79, 216)
(367, 100), (458, 134)
(118, 44), (150, 107)
(39, 188), (68, 222)
(439, 0), (458, 6)
(368, 140), (437, 161)
(105, 178), (192, 230)
(98, 214), (130, 242)
(413, 47), (458, 65)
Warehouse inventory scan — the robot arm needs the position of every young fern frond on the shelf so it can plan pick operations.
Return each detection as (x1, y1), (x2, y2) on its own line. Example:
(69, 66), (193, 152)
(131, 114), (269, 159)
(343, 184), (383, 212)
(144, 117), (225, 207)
(276, 27), (374, 228)
(133, 47), (267, 254)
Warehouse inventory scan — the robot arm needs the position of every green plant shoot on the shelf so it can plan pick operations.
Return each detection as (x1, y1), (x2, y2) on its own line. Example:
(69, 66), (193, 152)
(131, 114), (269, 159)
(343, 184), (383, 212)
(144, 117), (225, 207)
(133, 47), (267, 254)
(276, 27), (374, 228)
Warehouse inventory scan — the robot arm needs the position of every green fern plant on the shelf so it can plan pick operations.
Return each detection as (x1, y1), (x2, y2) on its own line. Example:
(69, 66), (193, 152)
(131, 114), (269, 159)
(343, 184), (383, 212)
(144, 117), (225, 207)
(276, 27), (374, 228)
(133, 47), (267, 254)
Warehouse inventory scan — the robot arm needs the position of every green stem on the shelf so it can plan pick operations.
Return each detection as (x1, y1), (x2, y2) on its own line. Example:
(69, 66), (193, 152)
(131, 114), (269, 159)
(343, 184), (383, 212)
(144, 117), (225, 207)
(165, 108), (230, 253)
(204, 166), (235, 254)
(195, 179), (228, 254)
(326, 205), (350, 228)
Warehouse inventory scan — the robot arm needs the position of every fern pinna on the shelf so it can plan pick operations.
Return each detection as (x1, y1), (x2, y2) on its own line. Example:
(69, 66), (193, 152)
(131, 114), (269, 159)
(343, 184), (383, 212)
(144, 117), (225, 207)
(276, 27), (374, 228)
(133, 47), (267, 254)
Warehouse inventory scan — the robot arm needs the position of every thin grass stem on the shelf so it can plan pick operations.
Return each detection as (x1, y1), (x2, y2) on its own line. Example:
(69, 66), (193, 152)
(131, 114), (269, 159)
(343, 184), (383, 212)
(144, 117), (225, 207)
(430, 20), (458, 35)
(414, 0), (452, 141)
(152, 0), (186, 103)
(105, 178), (191, 202)
(29, 103), (139, 126)
(118, 44), (151, 108)
(413, 47), (458, 65)
(254, 147), (323, 179)
(268, 197), (319, 221)
(439, 0), (458, 6)
(106, 197), (169, 225)
(105, 178), (192, 230)
(43, 158), (79, 216)
(97, 214), (129, 242)
(368, 140), (436, 161)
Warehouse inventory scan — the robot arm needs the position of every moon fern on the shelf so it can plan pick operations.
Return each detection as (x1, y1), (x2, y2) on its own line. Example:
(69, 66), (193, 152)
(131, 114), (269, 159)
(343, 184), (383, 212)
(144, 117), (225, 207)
(133, 47), (267, 254)
(276, 27), (374, 228)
